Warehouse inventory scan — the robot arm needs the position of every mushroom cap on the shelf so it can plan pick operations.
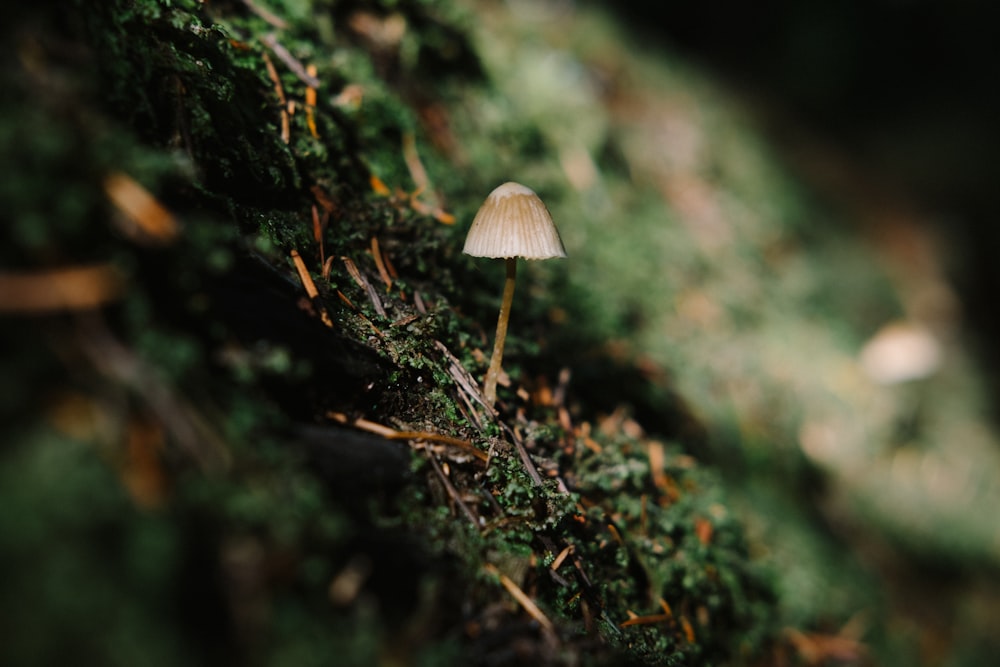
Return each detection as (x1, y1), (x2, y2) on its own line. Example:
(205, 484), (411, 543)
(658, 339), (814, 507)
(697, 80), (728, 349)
(463, 182), (567, 260)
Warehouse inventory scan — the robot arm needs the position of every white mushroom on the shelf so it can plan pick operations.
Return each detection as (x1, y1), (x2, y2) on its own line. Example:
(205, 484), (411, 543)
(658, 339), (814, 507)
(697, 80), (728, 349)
(463, 182), (567, 407)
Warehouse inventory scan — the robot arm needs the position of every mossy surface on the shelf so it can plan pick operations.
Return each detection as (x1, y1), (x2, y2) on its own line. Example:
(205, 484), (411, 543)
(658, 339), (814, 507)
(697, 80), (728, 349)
(3, 1), (999, 666)
(0, 1), (775, 665)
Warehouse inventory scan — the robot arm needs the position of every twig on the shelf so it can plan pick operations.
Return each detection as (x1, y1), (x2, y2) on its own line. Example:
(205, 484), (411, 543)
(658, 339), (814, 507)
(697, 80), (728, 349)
(334, 290), (385, 340)
(413, 290), (426, 314)
(433, 340), (495, 418)
(290, 248), (318, 298)
(429, 341), (543, 484)
(484, 564), (556, 636)
(370, 237), (392, 291)
(501, 421), (545, 487)
(311, 184), (338, 215)
(341, 256), (386, 317)
(104, 172), (180, 245)
(290, 249), (333, 327)
(311, 206), (326, 267)
(239, 0), (288, 30)
(453, 384), (483, 431)
(0, 265), (123, 313)
(327, 412), (487, 463)
(260, 33), (321, 89)
(620, 612), (673, 628)
(402, 132), (429, 192)
(390, 314), (420, 328)
(369, 174), (391, 196)
(261, 51), (289, 143)
(426, 451), (479, 527)
(647, 440), (680, 502)
(550, 544), (574, 571)
(305, 63), (319, 138)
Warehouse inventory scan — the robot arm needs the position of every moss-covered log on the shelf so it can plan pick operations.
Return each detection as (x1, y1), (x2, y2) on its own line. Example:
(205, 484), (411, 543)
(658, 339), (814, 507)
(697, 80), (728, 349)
(4, 1), (1000, 666)
(0, 1), (775, 665)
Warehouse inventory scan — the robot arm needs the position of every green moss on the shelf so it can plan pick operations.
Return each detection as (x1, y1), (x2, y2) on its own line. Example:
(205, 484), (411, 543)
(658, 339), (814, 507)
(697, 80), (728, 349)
(0, 0), (794, 665)
(0, 430), (190, 666)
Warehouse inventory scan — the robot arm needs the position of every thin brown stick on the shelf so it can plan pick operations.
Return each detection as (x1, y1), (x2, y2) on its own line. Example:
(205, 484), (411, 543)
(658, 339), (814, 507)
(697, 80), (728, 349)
(620, 613), (674, 628)
(484, 564), (556, 635)
(239, 0), (288, 29)
(453, 387), (483, 431)
(341, 256), (386, 317)
(261, 51), (289, 143)
(260, 33), (321, 88)
(104, 172), (180, 244)
(370, 237), (392, 291)
(402, 132), (429, 192)
(305, 63), (319, 138)
(290, 249), (332, 327)
(550, 544), (574, 571)
(326, 412), (487, 462)
(290, 248), (318, 299)
(434, 340), (496, 418)
(333, 291), (384, 339)
(311, 205), (325, 266)
(501, 422), (545, 487)
(427, 452), (479, 527)
(0, 265), (123, 313)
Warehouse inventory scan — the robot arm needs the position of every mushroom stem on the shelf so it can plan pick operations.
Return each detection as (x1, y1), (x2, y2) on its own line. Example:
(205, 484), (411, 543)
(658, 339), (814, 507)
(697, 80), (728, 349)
(483, 257), (517, 407)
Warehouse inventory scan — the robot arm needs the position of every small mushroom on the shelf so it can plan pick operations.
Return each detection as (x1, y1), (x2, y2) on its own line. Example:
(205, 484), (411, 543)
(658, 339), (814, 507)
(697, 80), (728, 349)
(463, 182), (567, 407)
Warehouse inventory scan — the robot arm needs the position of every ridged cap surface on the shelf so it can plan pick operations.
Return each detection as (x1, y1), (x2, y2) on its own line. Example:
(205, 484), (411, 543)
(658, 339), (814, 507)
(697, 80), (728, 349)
(463, 182), (567, 260)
